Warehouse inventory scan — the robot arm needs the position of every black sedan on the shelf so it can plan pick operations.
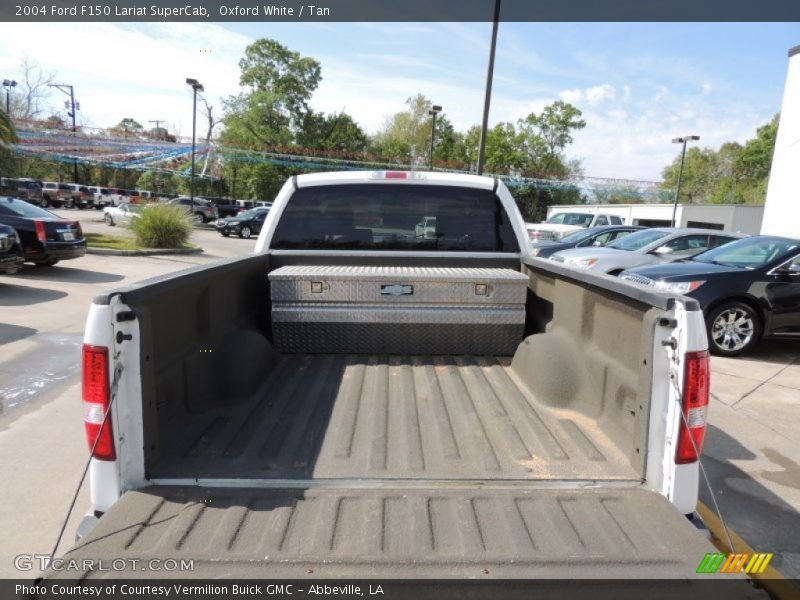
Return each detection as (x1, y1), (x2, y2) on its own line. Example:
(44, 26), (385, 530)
(620, 235), (800, 356)
(0, 223), (24, 274)
(215, 208), (268, 239)
(530, 225), (644, 259)
(0, 197), (86, 266)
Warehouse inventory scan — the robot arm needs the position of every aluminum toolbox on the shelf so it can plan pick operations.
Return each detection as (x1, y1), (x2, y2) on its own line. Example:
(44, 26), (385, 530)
(269, 265), (528, 355)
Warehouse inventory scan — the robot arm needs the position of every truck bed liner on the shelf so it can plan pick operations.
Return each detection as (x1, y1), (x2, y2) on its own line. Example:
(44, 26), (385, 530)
(66, 485), (720, 579)
(155, 354), (638, 481)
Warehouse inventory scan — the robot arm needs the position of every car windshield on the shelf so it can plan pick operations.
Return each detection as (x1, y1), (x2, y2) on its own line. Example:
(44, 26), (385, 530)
(237, 209), (261, 219)
(546, 212), (594, 226)
(0, 198), (58, 218)
(124, 205), (143, 213)
(692, 237), (800, 268)
(606, 229), (670, 251)
(560, 228), (601, 244)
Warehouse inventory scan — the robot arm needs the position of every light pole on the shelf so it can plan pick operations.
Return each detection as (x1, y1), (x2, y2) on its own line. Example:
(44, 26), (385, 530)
(2, 79), (17, 114)
(477, 0), (501, 175)
(186, 78), (204, 202)
(428, 104), (442, 170)
(670, 135), (699, 227)
(48, 83), (79, 183)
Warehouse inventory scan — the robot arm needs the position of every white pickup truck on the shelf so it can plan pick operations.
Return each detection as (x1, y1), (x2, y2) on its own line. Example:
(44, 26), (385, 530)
(62, 171), (726, 581)
(526, 211), (625, 242)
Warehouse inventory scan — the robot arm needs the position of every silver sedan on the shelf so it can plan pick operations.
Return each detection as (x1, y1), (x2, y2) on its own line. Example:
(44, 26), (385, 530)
(550, 228), (746, 275)
(103, 203), (142, 226)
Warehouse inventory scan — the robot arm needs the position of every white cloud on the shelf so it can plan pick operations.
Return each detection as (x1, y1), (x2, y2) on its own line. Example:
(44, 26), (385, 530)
(702, 83), (712, 95)
(585, 84), (616, 105)
(654, 85), (669, 102)
(623, 85), (632, 99)
(559, 88), (584, 103)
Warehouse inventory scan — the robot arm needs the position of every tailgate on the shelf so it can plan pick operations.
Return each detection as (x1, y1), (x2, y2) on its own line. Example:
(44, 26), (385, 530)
(62, 485), (721, 579)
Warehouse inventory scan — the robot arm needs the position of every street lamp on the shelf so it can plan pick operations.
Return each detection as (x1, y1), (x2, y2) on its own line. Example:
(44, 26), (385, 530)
(428, 105), (442, 170)
(186, 78), (204, 202)
(2, 79), (17, 114)
(48, 83), (79, 183)
(670, 135), (700, 227)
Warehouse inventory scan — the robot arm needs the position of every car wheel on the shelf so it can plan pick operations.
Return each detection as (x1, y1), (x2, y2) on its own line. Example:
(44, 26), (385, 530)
(239, 226), (252, 239)
(193, 213), (204, 224)
(706, 301), (761, 356)
(34, 259), (59, 267)
(221, 231), (230, 237)
(104, 213), (115, 226)
(66, 199), (75, 209)
(40, 197), (50, 208)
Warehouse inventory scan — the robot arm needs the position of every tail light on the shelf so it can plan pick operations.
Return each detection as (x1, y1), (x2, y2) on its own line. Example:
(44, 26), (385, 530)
(82, 344), (116, 461)
(34, 220), (46, 242)
(675, 350), (710, 464)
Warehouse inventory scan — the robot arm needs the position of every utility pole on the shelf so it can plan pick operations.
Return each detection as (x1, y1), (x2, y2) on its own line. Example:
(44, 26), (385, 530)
(428, 105), (442, 170)
(477, 0), (501, 175)
(49, 83), (79, 183)
(670, 135), (699, 227)
(186, 78), (204, 202)
(149, 119), (166, 141)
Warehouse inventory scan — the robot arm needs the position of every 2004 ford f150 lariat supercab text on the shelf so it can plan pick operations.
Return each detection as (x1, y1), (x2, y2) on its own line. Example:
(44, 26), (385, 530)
(61, 171), (730, 580)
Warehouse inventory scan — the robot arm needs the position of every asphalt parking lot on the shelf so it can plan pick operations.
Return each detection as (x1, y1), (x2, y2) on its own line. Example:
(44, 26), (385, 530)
(0, 210), (798, 580)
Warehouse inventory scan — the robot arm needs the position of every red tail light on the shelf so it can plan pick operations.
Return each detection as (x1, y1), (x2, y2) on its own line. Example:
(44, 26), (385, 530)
(34, 220), (46, 242)
(82, 344), (116, 461)
(384, 171), (408, 179)
(676, 350), (710, 464)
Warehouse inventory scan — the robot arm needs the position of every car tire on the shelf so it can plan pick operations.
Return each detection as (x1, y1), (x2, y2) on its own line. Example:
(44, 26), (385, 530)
(221, 231), (230, 237)
(34, 259), (59, 267)
(40, 197), (50, 208)
(706, 301), (761, 357)
(66, 199), (75, 209)
(239, 226), (252, 239)
(193, 213), (204, 224)
(104, 213), (115, 226)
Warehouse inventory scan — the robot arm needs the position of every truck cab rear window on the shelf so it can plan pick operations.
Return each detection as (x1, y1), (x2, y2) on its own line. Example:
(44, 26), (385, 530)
(271, 184), (520, 252)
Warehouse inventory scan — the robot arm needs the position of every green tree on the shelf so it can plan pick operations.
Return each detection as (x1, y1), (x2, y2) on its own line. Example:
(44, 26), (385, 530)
(517, 100), (586, 176)
(295, 110), (367, 153)
(0, 109), (18, 146)
(372, 94), (438, 162)
(111, 118), (144, 138)
(238, 39), (321, 116)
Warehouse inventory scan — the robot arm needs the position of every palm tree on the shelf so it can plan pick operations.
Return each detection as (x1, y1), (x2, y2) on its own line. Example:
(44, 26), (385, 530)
(0, 108), (19, 147)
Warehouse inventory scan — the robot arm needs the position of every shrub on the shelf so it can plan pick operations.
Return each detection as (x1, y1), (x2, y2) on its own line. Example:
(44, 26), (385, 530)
(128, 204), (192, 248)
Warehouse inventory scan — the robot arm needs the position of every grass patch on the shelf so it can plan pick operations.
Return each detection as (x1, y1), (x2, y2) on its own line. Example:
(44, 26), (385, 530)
(129, 204), (193, 248)
(85, 232), (196, 251)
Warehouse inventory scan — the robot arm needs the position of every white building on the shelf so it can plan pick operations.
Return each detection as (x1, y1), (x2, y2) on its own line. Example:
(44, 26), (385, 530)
(545, 204), (764, 235)
(762, 45), (800, 238)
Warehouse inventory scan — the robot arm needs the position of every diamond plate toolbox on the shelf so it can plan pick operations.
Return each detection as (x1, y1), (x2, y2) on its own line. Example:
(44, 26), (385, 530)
(269, 265), (529, 355)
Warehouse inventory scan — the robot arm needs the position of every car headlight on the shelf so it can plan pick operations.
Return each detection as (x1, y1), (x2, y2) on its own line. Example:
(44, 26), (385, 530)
(530, 247), (540, 256)
(552, 231), (565, 241)
(566, 257), (598, 269)
(654, 280), (706, 294)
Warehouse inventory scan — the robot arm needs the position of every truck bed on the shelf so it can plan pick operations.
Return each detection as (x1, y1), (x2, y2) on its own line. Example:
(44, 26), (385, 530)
(154, 354), (638, 482)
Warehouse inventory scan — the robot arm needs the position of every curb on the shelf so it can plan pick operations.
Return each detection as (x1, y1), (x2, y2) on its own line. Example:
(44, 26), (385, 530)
(87, 247), (203, 256)
(697, 502), (798, 598)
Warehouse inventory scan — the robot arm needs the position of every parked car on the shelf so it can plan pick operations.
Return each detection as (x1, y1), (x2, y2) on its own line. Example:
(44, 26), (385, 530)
(530, 225), (644, 259)
(550, 228), (744, 275)
(620, 235), (800, 356)
(166, 196), (217, 223)
(526, 211), (625, 242)
(87, 186), (113, 209)
(41, 182), (73, 208)
(215, 207), (268, 238)
(206, 197), (239, 218)
(0, 196), (86, 266)
(414, 216), (437, 239)
(103, 203), (142, 226)
(0, 177), (44, 205)
(0, 223), (24, 274)
(65, 184), (92, 209)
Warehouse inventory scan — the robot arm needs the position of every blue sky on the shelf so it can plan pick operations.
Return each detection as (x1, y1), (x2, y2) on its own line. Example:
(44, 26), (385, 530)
(0, 22), (797, 179)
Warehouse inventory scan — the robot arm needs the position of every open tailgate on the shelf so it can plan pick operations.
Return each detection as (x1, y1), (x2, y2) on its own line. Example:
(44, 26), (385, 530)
(56, 485), (729, 579)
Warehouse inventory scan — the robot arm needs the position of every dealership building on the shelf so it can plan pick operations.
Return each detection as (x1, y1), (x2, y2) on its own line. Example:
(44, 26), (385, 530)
(545, 204), (765, 235)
